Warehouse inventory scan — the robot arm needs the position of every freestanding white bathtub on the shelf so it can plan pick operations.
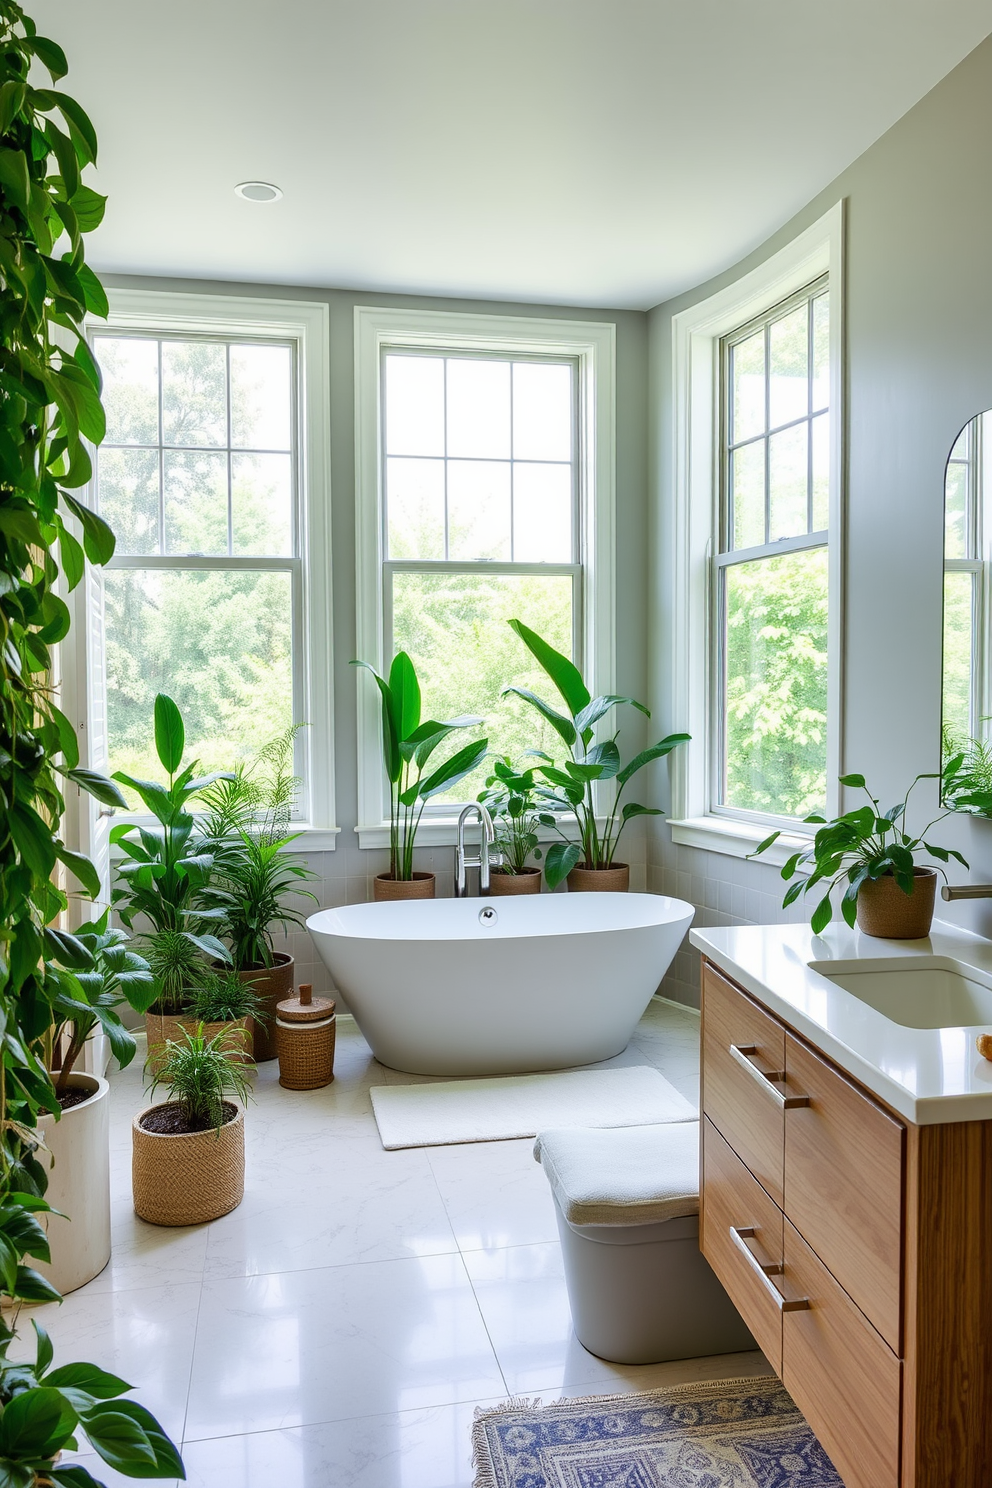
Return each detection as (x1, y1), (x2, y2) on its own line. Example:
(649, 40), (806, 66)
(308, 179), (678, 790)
(306, 892), (694, 1076)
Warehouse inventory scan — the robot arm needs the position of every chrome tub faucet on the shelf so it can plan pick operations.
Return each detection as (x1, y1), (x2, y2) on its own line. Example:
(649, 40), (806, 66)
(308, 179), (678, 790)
(454, 803), (497, 897)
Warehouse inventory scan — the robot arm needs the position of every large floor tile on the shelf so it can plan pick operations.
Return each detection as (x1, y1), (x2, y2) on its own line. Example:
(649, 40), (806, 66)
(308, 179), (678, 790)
(179, 1396), (507, 1488)
(185, 1254), (505, 1439)
(13, 1281), (201, 1445)
(79, 1201), (209, 1294)
(427, 1138), (558, 1251)
(204, 1137), (458, 1278)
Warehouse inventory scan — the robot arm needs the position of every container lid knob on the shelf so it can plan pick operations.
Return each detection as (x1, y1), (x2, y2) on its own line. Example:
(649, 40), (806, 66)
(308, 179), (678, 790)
(300, 983), (312, 1006)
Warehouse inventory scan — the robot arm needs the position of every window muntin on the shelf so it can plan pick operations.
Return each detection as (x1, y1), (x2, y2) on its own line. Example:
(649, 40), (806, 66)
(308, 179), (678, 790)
(381, 350), (581, 802)
(92, 332), (301, 792)
(715, 279), (830, 823)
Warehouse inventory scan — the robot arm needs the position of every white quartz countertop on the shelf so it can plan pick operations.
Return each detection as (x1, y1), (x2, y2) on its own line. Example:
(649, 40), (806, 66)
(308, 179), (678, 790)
(689, 919), (992, 1125)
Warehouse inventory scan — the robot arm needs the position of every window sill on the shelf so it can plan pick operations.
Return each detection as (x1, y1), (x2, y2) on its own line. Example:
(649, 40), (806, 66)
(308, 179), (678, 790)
(108, 820), (340, 856)
(668, 816), (811, 868)
(355, 816), (600, 852)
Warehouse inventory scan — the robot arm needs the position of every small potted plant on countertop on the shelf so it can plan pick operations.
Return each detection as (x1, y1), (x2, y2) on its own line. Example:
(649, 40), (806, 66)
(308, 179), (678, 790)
(751, 770), (969, 938)
(478, 754), (546, 895)
(199, 727), (317, 1060)
(353, 651), (488, 899)
(132, 1026), (253, 1226)
(504, 619), (689, 891)
(44, 913), (152, 1293)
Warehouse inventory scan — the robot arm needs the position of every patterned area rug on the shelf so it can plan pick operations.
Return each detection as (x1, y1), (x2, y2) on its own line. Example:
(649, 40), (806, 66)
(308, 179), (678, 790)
(472, 1376), (843, 1487)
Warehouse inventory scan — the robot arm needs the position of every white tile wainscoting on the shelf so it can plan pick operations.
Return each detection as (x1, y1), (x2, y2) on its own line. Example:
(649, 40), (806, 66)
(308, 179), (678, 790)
(25, 999), (768, 1488)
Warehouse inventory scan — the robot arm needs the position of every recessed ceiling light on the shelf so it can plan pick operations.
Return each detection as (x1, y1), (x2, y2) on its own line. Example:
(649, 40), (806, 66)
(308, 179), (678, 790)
(234, 181), (282, 203)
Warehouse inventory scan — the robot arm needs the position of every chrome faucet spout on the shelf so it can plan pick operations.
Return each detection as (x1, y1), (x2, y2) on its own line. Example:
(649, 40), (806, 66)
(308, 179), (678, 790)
(941, 883), (992, 901)
(454, 803), (496, 897)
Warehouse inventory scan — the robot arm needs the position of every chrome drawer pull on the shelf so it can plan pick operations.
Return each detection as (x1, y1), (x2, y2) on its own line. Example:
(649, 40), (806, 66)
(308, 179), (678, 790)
(730, 1226), (811, 1313)
(729, 1043), (810, 1110)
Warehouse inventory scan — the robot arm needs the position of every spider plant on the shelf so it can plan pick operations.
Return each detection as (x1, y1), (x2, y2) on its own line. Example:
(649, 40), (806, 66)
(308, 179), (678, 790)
(147, 1025), (254, 1132)
(186, 969), (263, 1026)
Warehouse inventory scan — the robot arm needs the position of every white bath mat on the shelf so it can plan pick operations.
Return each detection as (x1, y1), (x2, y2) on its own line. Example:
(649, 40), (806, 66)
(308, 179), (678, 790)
(370, 1065), (696, 1150)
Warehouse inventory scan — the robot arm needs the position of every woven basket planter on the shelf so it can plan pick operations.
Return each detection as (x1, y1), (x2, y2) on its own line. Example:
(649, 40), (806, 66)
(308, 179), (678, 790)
(373, 871), (435, 901)
(144, 1012), (186, 1074)
(132, 1102), (245, 1226)
(567, 862), (630, 893)
(856, 868), (937, 939)
(232, 955), (294, 1063)
(488, 866), (542, 896)
(276, 986), (336, 1090)
(177, 1016), (252, 1064)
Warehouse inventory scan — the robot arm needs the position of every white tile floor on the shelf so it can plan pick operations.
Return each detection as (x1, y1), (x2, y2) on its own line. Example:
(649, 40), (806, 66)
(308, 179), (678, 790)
(30, 999), (770, 1487)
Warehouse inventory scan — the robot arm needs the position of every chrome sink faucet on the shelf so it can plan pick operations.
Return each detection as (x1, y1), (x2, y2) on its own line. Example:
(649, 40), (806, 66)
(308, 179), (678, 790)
(454, 803), (497, 897)
(942, 883), (992, 900)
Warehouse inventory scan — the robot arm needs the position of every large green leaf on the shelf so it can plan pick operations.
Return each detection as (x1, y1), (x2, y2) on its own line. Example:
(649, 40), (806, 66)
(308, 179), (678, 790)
(29, 36), (69, 79)
(54, 842), (101, 897)
(508, 618), (590, 717)
(80, 1400), (183, 1478)
(153, 693), (185, 774)
(388, 651), (421, 741)
(418, 739), (488, 801)
(543, 840), (581, 890)
(615, 733), (690, 788)
(8, 804), (57, 878)
(0, 1386), (76, 1458)
(66, 768), (128, 809)
(352, 660), (401, 782)
(573, 694), (649, 738)
(501, 686), (576, 748)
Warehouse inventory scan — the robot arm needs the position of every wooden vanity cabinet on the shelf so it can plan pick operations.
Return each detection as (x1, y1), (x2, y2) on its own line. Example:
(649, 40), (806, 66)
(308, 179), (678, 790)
(700, 956), (992, 1488)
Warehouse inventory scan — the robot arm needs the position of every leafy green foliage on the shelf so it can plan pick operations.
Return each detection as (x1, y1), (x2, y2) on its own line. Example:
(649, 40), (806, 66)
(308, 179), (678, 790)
(197, 726), (317, 970)
(50, 909), (150, 1091)
(477, 754), (548, 873)
(186, 969), (262, 1027)
(352, 652), (488, 880)
(752, 771), (969, 933)
(941, 723), (992, 817)
(0, 2), (182, 1477)
(504, 620), (689, 887)
(146, 1025), (253, 1132)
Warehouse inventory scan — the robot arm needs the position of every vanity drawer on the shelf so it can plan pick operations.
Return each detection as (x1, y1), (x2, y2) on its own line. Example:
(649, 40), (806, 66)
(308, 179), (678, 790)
(784, 1034), (904, 1353)
(701, 1117), (784, 1372)
(783, 1219), (901, 1488)
(702, 961), (787, 1205)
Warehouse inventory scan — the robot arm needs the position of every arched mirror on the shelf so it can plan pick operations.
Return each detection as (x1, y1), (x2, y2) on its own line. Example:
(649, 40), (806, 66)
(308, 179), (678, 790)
(942, 411), (992, 810)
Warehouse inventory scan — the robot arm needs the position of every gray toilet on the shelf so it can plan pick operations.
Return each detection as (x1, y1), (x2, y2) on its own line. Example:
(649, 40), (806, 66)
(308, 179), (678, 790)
(534, 1120), (755, 1365)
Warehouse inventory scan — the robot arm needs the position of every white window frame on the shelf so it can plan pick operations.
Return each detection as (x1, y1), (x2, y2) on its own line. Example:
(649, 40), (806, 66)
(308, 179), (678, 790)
(354, 306), (616, 849)
(943, 416), (990, 743)
(667, 202), (845, 865)
(72, 287), (338, 849)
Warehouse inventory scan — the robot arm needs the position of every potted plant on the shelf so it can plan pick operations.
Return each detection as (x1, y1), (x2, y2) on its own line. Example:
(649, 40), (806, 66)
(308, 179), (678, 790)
(0, 6), (182, 1478)
(132, 1026), (253, 1226)
(478, 754), (546, 895)
(503, 620), (689, 891)
(43, 914), (151, 1293)
(752, 771), (969, 938)
(111, 693), (231, 1062)
(179, 970), (261, 1064)
(352, 651), (488, 899)
(199, 727), (317, 1060)
(941, 726), (992, 815)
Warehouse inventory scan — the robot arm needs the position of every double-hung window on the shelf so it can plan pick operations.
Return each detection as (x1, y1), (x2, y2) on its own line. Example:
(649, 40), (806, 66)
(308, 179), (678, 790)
(73, 291), (334, 861)
(715, 280), (830, 822)
(667, 203), (842, 858)
(354, 308), (616, 844)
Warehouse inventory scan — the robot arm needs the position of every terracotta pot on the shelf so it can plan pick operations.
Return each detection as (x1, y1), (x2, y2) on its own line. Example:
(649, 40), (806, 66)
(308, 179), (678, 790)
(373, 871), (436, 902)
(132, 1102), (245, 1226)
(38, 1072), (110, 1294)
(856, 868), (937, 939)
(144, 1011), (186, 1074)
(232, 955), (294, 1063)
(487, 866), (542, 896)
(177, 1016), (252, 1064)
(566, 862), (630, 893)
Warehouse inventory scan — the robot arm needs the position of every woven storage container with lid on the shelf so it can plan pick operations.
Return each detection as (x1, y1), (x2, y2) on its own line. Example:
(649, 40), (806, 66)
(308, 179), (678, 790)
(276, 984), (336, 1090)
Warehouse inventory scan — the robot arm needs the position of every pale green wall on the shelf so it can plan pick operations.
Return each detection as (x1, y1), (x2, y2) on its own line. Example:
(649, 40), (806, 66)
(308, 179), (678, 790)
(647, 31), (992, 966)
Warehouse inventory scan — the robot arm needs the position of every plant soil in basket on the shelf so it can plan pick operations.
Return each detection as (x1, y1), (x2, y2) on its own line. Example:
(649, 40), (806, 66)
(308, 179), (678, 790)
(139, 1100), (239, 1136)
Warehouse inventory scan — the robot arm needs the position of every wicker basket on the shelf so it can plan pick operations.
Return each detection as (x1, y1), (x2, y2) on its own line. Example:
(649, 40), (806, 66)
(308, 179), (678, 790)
(276, 984), (336, 1090)
(373, 871), (435, 901)
(144, 1012), (186, 1074)
(132, 1102), (245, 1226)
(566, 862), (630, 892)
(233, 954), (294, 1063)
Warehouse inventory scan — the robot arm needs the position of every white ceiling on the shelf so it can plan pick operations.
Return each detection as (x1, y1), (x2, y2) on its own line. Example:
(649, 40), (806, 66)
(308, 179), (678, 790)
(35, 0), (992, 310)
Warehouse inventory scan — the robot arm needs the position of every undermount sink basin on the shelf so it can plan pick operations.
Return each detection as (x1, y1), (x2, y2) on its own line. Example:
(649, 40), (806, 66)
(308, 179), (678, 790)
(808, 956), (992, 1030)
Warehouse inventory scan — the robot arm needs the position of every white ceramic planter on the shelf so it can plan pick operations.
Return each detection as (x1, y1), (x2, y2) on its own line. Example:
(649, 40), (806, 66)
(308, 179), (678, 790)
(38, 1072), (111, 1294)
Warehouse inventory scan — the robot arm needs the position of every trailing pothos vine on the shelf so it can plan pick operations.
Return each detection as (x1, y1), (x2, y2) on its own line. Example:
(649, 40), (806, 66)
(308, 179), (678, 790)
(0, 2), (182, 1482)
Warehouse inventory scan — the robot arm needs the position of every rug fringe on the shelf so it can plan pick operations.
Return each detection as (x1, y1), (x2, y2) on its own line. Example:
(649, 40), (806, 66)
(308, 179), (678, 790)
(470, 1375), (781, 1488)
